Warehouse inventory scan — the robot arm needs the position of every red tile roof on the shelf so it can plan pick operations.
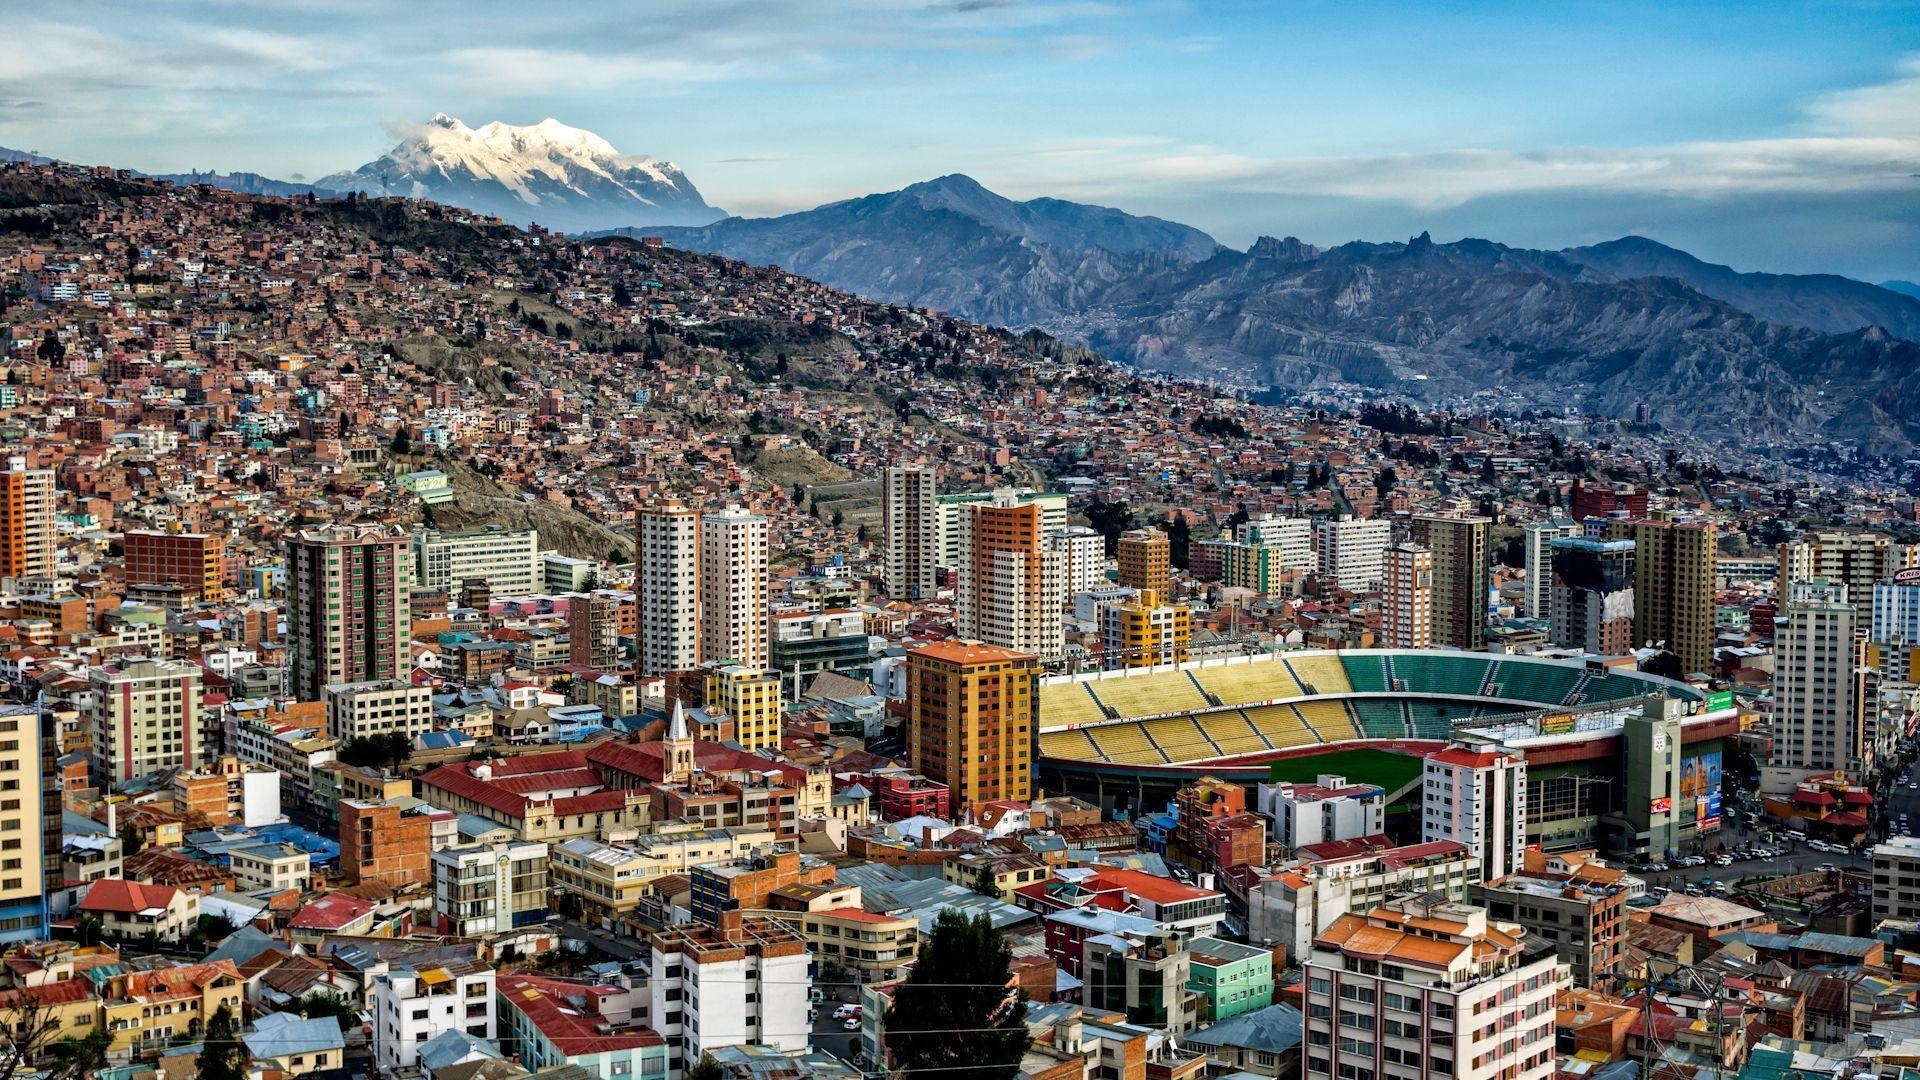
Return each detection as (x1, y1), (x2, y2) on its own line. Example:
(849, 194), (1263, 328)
(497, 973), (664, 1053)
(288, 892), (376, 930)
(78, 878), (181, 914)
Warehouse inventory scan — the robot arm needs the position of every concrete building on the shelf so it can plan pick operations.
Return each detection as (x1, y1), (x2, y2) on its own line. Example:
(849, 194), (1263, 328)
(1248, 838), (1474, 961)
(551, 837), (655, 926)
(1186, 935), (1275, 1022)
(1872, 570), (1920, 681)
(87, 658), (203, 788)
(372, 958), (495, 1073)
(1872, 835), (1920, 923)
(799, 906), (918, 983)
(229, 843), (312, 893)
(648, 913), (811, 1077)
(431, 841), (550, 937)
(1258, 775), (1386, 850)
(496, 972), (666, 1078)
(700, 506), (770, 669)
(288, 524), (412, 703)
(567, 591), (624, 671)
(0, 703), (46, 942)
(1423, 745), (1527, 883)
(412, 526), (542, 597)
(324, 679), (434, 743)
(0, 458), (54, 581)
(958, 490), (1066, 659)
(124, 527), (227, 600)
(542, 552), (596, 593)
(1116, 527), (1171, 596)
(1469, 849), (1629, 987)
(908, 640), (1038, 809)
(1781, 530), (1915, 617)
(1302, 897), (1559, 1080)
(1524, 518), (1582, 621)
(935, 490), (1068, 571)
(1380, 543), (1433, 649)
(883, 465), (939, 600)
(707, 663), (784, 752)
(637, 501), (702, 676)
(1411, 514), (1490, 649)
(1549, 536), (1636, 655)
(1050, 525), (1109, 597)
(340, 798), (431, 889)
(1771, 579), (1869, 782)
(1101, 588), (1191, 669)
(770, 608), (869, 696)
(1083, 929), (1198, 1034)
(1608, 515), (1716, 676)
(1313, 517), (1392, 591)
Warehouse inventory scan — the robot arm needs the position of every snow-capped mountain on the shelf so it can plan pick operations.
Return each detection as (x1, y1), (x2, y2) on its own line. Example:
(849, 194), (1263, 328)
(315, 114), (722, 231)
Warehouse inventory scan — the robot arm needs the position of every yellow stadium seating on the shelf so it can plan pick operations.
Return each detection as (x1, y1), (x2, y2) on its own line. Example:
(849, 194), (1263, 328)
(1293, 698), (1364, 741)
(1039, 728), (1104, 761)
(1191, 661), (1305, 707)
(1285, 654), (1354, 695)
(1205, 711), (1273, 756)
(1086, 670), (1212, 719)
(1241, 705), (1318, 750)
(1085, 723), (1167, 765)
(1038, 681), (1110, 730)
(1143, 716), (1221, 762)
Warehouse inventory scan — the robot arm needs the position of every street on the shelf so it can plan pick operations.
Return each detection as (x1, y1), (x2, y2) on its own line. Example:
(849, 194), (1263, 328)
(553, 915), (646, 962)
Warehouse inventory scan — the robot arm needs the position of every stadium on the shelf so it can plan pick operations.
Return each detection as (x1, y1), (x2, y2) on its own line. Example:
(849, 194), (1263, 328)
(1037, 649), (1742, 849)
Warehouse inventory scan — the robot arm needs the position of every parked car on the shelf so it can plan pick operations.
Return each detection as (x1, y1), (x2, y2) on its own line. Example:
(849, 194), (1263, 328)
(843, 1017), (862, 1031)
(1818, 862), (1837, 872)
(833, 1005), (861, 1021)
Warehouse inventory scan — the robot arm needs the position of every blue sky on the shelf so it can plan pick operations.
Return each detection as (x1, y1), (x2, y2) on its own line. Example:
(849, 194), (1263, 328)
(5, 0), (1919, 280)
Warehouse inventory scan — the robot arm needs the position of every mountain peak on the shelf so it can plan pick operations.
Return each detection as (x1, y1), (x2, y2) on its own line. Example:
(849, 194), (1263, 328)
(315, 115), (722, 231)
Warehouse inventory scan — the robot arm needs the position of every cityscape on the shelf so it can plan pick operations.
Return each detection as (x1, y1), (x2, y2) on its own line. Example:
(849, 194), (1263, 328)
(3, 5), (1920, 1080)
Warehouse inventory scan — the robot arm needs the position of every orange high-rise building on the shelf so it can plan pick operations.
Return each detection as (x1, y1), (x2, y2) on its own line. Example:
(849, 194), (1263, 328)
(958, 491), (1064, 658)
(908, 640), (1037, 809)
(1116, 528), (1171, 595)
(0, 459), (55, 580)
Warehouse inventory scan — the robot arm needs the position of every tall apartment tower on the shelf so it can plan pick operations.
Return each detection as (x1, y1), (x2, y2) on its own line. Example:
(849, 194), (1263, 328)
(1312, 517), (1392, 591)
(1381, 543), (1433, 648)
(907, 641), (1037, 808)
(568, 592), (624, 671)
(288, 524), (412, 703)
(1523, 517), (1582, 621)
(699, 506), (769, 668)
(958, 490), (1065, 659)
(637, 502), (702, 676)
(87, 658), (205, 788)
(1101, 588), (1191, 669)
(0, 457), (54, 581)
(1422, 744), (1527, 883)
(1411, 514), (1491, 650)
(1779, 531), (1915, 617)
(1548, 536), (1637, 655)
(1772, 579), (1869, 779)
(1116, 528), (1171, 595)
(883, 466), (939, 600)
(1607, 515), (1716, 675)
(0, 704), (47, 943)
(1048, 526), (1107, 597)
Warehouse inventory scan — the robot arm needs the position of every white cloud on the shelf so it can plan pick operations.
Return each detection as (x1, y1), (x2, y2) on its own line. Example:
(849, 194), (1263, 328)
(1806, 53), (1920, 136)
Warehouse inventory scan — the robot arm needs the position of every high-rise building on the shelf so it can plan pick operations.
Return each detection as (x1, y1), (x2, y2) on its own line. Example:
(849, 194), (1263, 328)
(1872, 570), (1920, 680)
(568, 591), (624, 670)
(649, 913), (811, 1077)
(87, 659), (204, 788)
(957, 490), (1065, 658)
(0, 457), (54, 581)
(699, 506), (769, 668)
(1422, 744), (1527, 883)
(907, 640), (1037, 808)
(1048, 525), (1108, 597)
(636, 502), (701, 676)
(1780, 530), (1916, 617)
(124, 527), (227, 601)
(1548, 536), (1636, 655)
(1523, 518), (1581, 620)
(0, 703), (47, 942)
(707, 664), (784, 752)
(411, 526), (542, 597)
(1116, 527), (1171, 595)
(883, 466), (938, 599)
(1302, 897), (1560, 1080)
(1239, 514), (1312, 569)
(1771, 579), (1869, 779)
(1470, 850), (1629, 988)
(1101, 588), (1191, 669)
(1412, 514), (1490, 649)
(935, 490), (1068, 570)
(288, 524), (412, 703)
(1608, 515), (1716, 675)
(1312, 517), (1392, 591)
(1380, 543), (1433, 648)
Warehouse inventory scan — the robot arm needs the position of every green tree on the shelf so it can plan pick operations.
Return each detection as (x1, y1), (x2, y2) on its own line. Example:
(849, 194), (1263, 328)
(884, 910), (1030, 1080)
(197, 1004), (248, 1080)
(686, 1054), (725, 1080)
(390, 427), (412, 455)
(45, 1025), (112, 1079)
(295, 990), (357, 1026)
(1083, 499), (1135, 555)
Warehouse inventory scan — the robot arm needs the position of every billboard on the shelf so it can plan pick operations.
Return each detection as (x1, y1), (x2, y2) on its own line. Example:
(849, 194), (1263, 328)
(1705, 690), (1735, 712)
(1682, 750), (1723, 827)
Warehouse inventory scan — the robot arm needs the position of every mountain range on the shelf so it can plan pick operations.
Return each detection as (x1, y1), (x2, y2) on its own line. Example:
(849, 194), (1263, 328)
(9, 118), (1920, 446)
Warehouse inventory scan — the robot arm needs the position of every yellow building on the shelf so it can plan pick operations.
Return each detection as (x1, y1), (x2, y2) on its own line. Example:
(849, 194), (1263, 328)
(1117, 528), (1171, 595)
(707, 664), (785, 752)
(551, 838), (656, 925)
(99, 960), (243, 1054)
(908, 641), (1038, 809)
(801, 907), (919, 982)
(1101, 588), (1191, 669)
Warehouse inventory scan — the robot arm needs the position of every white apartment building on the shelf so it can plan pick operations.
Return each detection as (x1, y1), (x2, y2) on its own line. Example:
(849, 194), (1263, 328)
(324, 679), (435, 743)
(87, 658), (204, 788)
(1313, 517), (1392, 591)
(649, 917), (812, 1077)
(1872, 573), (1920, 679)
(227, 711), (337, 814)
(935, 490), (1068, 569)
(883, 466), (938, 599)
(1381, 544), (1433, 649)
(1248, 839), (1475, 961)
(957, 490), (1067, 659)
(1873, 835), (1920, 923)
(411, 527), (542, 597)
(431, 841), (550, 937)
(1049, 526), (1109, 597)
(1423, 745), (1527, 883)
(638, 502), (702, 676)
(1772, 579), (1869, 778)
(229, 843), (312, 893)
(1524, 518), (1582, 621)
(700, 506), (770, 668)
(372, 959), (496, 1073)
(1302, 897), (1560, 1080)
(1239, 514), (1313, 572)
(1259, 774), (1386, 849)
